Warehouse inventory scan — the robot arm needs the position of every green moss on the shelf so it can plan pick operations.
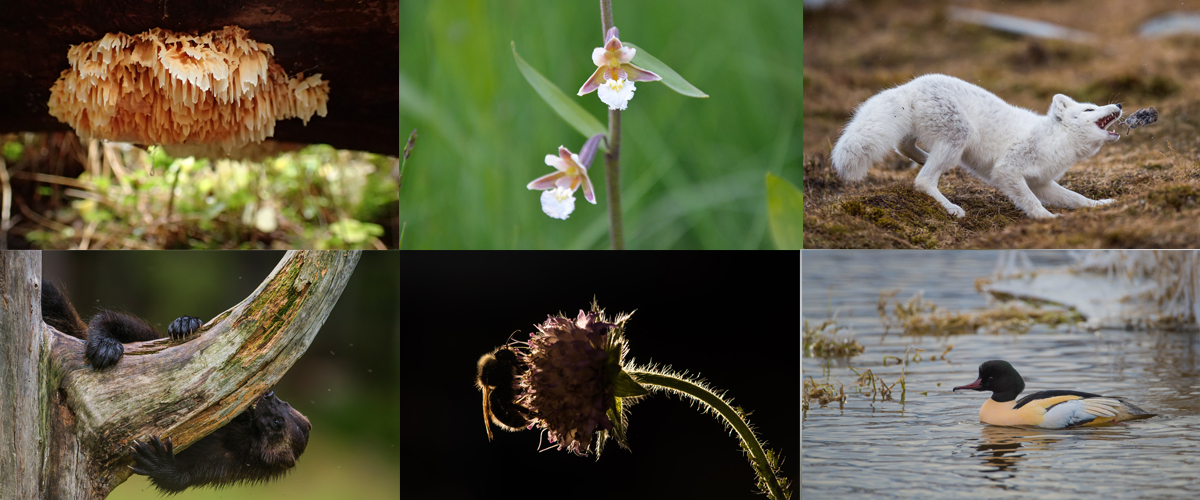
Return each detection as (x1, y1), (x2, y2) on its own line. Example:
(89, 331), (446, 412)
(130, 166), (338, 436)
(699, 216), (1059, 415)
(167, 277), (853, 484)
(1080, 73), (1179, 102)
(1146, 184), (1200, 211)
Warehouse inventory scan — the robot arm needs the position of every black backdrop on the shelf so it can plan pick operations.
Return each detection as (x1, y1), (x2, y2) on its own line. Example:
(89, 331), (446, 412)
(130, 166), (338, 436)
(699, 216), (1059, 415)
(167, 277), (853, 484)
(400, 251), (800, 499)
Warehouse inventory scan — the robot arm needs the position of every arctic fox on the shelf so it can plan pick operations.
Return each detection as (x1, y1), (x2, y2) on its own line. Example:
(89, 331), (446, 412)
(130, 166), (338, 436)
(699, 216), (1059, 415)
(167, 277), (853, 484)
(832, 74), (1122, 219)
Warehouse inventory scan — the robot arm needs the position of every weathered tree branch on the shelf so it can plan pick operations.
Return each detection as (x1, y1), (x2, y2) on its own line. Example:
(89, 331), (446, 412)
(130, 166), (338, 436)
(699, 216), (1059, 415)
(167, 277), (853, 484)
(0, 250), (360, 499)
(0, 251), (49, 499)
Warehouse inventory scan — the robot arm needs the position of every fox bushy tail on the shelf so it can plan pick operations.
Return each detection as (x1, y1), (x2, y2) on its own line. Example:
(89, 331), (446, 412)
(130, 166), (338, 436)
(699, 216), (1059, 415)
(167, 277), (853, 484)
(831, 90), (913, 182)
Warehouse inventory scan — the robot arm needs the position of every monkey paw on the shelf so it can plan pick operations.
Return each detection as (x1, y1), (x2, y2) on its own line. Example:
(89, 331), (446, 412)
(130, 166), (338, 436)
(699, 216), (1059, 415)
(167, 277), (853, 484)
(167, 316), (203, 339)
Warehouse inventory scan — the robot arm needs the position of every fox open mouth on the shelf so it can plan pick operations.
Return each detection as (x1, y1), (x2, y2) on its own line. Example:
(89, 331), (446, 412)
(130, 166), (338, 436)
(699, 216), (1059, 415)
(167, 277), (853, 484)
(1097, 111), (1120, 138)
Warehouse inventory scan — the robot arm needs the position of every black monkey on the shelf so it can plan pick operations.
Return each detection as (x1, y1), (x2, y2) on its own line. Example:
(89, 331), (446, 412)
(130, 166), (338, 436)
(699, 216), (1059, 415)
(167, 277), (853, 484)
(41, 279), (202, 369)
(41, 281), (311, 493)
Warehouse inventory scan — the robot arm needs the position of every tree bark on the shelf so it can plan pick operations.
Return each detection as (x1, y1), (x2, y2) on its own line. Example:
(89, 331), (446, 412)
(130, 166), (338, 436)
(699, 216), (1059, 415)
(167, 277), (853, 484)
(0, 251), (49, 498)
(0, 250), (360, 499)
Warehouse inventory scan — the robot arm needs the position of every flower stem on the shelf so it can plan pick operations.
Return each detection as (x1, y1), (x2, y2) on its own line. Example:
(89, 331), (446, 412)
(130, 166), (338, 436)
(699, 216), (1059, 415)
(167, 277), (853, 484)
(598, 0), (624, 250)
(605, 110), (624, 250)
(630, 369), (789, 500)
(600, 0), (613, 36)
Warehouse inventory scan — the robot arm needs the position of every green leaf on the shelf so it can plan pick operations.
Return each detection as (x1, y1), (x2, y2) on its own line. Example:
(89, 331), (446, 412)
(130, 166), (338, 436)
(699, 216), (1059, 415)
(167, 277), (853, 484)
(624, 43), (708, 98)
(512, 41), (606, 139)
(765, 173), (803, 249)
(613, 368), (650, 397)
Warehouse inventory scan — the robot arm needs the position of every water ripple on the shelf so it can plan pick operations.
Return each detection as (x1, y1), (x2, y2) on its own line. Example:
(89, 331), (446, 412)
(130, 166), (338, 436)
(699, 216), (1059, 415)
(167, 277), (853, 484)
(804, 251), (1200, 499)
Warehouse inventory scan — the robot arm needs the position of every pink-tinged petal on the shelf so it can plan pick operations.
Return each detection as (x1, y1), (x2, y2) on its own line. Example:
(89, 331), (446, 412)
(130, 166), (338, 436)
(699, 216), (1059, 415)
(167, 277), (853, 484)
(546, 154), (570, 172)
(580, 171), (596, 204)
(591, 47), (608, 67)
(604, 35), (622, 52)
(555, 176), (574, 190)
(528, 171), (566, 190)
(605, 27), (620, 43)
(615, 67), (628, 81)
(622, 63), (662, 82)
(578, 67), (606, 95)
(616, 46), (636, 64)
(558, 146), (576, 167)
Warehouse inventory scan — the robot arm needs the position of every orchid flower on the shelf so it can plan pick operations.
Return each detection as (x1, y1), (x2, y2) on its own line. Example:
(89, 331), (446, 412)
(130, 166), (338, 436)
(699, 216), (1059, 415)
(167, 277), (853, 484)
(578, 27), (661, 110)
(539, 188), (576, 220)
(528, 138), (604, 219)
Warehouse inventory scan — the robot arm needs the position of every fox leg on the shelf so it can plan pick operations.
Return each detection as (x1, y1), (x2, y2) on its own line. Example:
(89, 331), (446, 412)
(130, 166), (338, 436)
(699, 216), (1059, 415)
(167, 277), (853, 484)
(992, 164), (1058, 218)
(896, 135), (928, 165)
(1031, 181), (1114, 209)
(913, 142), (967, 218)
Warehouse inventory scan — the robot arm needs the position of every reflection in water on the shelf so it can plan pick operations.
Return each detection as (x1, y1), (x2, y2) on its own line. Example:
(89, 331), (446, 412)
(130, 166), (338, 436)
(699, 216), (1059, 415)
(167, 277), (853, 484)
(972, 426), (1061, 478)
(804, 251), (1200, 499)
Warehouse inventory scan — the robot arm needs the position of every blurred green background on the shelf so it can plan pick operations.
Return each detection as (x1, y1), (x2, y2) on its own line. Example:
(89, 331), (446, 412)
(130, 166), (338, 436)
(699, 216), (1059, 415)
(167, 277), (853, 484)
(42, 251), (398, 499)
(400, 0), (802, 248)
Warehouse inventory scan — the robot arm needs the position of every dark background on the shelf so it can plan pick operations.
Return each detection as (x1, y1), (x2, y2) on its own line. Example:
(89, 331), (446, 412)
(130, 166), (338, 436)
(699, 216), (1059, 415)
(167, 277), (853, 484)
(41, 251), (399, 498)
(400, 251), (800, 499)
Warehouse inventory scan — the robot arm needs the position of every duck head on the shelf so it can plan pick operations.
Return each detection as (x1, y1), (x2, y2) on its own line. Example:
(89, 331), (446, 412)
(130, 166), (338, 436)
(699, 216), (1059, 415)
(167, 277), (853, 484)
(954, 360), (1026, 402)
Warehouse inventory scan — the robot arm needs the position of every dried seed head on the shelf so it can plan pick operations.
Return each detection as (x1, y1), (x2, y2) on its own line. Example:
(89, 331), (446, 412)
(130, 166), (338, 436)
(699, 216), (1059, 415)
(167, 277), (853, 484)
(519, 309), (620, 456)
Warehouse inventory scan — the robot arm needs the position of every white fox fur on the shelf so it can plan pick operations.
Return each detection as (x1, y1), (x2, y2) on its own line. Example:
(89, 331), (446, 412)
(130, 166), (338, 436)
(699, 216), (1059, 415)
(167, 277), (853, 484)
(831, 74), (1122, 219)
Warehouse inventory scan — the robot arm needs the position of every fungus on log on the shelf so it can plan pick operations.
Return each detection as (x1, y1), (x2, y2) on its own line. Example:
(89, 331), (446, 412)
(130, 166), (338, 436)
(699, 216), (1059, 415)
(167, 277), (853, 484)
(0, 1), (398, 156)
(47, 26), (330, 157)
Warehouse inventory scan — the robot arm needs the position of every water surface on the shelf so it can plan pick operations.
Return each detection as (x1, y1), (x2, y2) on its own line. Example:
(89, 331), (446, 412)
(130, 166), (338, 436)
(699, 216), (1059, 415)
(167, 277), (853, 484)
(803, 251), (1200, 499)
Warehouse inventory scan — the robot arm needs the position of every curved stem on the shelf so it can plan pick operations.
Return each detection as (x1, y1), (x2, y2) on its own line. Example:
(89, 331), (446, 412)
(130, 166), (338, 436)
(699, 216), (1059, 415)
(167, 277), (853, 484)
(630, 369), (788, 500)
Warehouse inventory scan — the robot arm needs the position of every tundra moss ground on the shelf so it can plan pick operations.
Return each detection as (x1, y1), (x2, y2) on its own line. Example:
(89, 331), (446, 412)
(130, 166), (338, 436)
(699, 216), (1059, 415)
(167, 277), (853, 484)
(803, 0), (1200, 248)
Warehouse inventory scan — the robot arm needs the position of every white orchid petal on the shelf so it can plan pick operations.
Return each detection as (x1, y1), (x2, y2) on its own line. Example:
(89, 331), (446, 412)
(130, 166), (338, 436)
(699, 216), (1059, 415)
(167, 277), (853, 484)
(540, 188), (576, 220)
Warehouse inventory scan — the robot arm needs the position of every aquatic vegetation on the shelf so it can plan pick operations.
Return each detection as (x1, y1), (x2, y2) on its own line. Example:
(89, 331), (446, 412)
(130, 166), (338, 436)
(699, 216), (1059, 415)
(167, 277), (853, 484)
(879, 290), (1084, 336)
(803, 376), (846, 411)
(848, 367), (900, 402)
(803, 318), (865, 358)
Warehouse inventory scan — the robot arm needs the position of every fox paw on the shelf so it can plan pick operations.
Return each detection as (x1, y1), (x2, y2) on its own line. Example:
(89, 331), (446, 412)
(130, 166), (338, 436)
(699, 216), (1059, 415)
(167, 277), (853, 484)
(943, 204), (966, 218)
(1092, 198), (1115, 207)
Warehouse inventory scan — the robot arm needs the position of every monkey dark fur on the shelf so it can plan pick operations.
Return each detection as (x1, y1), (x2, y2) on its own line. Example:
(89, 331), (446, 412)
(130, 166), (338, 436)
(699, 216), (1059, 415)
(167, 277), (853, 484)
(41, 281), (311, 493)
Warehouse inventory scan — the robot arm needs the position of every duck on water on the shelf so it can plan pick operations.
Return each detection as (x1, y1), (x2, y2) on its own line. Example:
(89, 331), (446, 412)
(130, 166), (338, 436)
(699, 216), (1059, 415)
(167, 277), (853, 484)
(953, 360), (1155, 428)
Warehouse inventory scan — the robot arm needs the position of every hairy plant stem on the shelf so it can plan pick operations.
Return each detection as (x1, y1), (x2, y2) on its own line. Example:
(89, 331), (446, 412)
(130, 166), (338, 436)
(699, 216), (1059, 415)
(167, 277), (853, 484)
(600, 0), (613, 37)
(598, 0), (624, 249)
(630, 369), (788, 500)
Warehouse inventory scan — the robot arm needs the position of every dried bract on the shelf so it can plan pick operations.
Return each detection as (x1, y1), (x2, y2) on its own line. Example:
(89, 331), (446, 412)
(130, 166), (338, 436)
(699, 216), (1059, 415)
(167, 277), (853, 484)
(48, 26), (330, 154)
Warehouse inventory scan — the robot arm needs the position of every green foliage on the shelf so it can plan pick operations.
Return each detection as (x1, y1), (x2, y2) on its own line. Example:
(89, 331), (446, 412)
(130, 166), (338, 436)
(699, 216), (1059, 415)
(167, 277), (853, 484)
(27, 145), (397, 249)
(512, 42), (607, 139)
(400, 0), (802, 248)
(2, 141), (22, 162)
(624, 42), (708, 98)
(765, 172), (802, 249)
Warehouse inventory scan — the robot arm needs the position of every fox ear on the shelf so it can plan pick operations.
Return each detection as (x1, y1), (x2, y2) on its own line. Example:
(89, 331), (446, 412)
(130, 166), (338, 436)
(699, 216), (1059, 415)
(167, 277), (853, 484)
(1050, 94), (1074, 121)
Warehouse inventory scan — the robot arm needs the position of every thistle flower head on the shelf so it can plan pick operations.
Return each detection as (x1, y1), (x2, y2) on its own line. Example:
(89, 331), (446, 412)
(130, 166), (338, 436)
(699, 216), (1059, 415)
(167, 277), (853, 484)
(517, 304), (643, 457)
